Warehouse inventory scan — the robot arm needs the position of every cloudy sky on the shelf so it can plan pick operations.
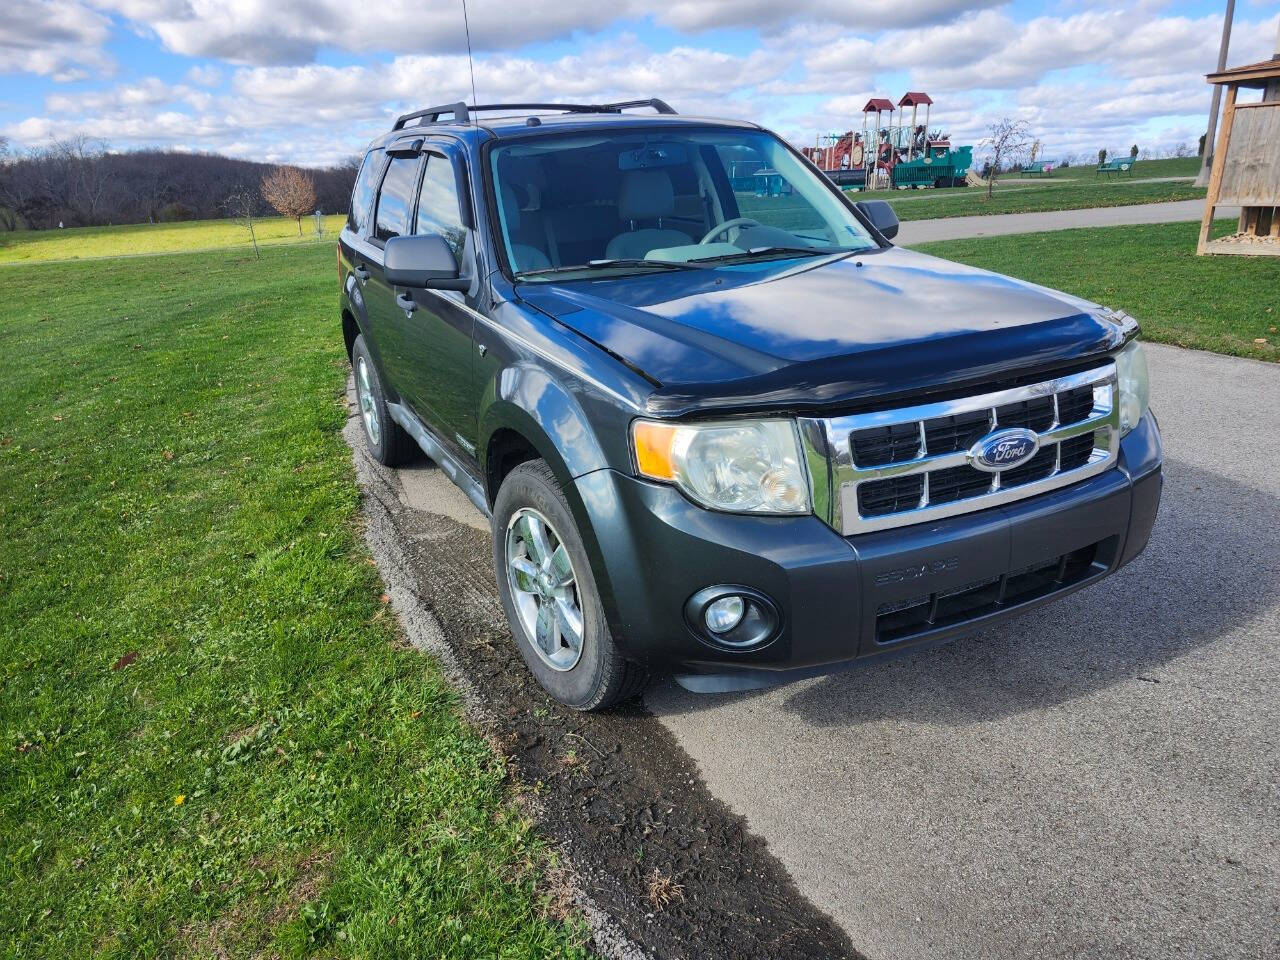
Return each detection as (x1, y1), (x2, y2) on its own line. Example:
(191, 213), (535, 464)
(2, 0), (1278, 166)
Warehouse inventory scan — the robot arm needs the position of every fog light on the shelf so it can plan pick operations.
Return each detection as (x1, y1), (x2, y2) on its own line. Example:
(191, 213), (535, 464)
(705, 595), (746, 634)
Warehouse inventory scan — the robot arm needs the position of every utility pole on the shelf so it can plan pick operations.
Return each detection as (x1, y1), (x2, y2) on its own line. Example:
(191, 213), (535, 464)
(1195, 0), (1235, 187)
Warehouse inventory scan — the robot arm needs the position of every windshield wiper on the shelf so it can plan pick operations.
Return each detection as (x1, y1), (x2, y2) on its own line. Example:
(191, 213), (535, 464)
(517, 258), (704, 278)
(690, 245), (851, 264)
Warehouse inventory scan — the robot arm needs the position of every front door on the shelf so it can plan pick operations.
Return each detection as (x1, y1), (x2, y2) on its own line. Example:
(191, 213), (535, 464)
(391, 147), (478, 466)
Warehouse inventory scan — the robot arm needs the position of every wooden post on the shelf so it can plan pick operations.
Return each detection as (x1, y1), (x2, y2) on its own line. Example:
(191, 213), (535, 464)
(1198, 83), (1238, 254)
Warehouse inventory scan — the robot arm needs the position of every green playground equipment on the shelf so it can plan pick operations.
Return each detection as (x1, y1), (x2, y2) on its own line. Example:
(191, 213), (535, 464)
(891, 143), (973, 189)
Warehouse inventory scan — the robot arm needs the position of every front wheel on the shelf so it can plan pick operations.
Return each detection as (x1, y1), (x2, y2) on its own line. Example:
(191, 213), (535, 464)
(492, 460), (647, 710)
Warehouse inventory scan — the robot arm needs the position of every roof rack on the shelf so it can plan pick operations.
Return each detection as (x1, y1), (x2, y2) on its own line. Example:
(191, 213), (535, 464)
(392, 98), (677, 131)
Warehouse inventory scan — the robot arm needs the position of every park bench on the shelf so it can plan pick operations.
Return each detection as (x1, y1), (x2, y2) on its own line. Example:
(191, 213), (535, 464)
(1096, 156), (1137, 178)
(1020, 160), (1053, 176)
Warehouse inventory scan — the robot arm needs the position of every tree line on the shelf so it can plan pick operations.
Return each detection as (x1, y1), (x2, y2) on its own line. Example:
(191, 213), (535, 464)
(0, 135), (359, 231)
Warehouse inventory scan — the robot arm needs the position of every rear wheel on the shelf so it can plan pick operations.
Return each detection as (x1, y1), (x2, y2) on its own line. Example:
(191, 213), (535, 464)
(352, 334), (415, 466)
(492, 460), (647, 710)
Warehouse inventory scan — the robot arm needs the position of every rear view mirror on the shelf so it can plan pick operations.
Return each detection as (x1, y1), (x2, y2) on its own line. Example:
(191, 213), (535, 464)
(855, 200), (899, 241)
(384, 234), (469, 290)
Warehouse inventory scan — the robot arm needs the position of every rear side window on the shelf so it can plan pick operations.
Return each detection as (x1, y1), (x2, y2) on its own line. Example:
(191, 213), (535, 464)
(414, 155), (466, 260)
(373, 156), (421, 243)
(347, 148), (384, 234)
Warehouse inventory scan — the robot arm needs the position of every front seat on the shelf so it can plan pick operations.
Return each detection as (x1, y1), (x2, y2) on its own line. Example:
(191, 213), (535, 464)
(605, 170), (692, 260)
(499, 184), (552, 273)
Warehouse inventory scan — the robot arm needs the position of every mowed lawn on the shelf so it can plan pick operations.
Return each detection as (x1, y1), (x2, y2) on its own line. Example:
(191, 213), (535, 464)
(858, 156), (1205, 222)
(0, 244), (590, 957)
(917, 220), (1279, 362)
(0, 215), (347, 263)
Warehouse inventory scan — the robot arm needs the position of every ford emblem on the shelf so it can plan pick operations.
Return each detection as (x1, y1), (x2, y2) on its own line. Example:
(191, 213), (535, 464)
(969, 428), (1039, 472)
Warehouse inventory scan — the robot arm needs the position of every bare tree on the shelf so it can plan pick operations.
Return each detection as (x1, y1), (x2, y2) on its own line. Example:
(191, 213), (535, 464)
(223, 187), (263, 259)
(981, 118), (1031, 200)
(260, 166), (316, 235)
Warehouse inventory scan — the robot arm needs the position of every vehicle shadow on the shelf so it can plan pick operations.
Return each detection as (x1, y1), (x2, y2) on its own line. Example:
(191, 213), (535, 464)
(648, 457), (1280, 726)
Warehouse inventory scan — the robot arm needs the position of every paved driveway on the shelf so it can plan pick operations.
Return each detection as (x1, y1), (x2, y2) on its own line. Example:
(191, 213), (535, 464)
(648, 344), (1279, 959)
(366, 344), (1279, 959)
(896, 200), (1237, 244)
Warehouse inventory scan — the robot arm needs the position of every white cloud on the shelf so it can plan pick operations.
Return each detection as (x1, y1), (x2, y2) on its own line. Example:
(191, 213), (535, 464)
(185, 64), (222, 87)
(7, 2), (1279, 168)
(1, 0), (113, 78)
(89, 0), (995, 66)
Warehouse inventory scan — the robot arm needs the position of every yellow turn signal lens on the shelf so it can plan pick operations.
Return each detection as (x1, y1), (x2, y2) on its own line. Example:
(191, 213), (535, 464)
(632, 421), (679, 480)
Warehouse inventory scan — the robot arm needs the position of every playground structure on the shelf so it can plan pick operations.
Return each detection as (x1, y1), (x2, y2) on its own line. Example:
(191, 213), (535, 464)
(802, 91), (973, 191)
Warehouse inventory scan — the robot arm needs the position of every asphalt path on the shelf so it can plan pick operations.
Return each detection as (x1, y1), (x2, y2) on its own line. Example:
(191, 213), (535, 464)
(648, 344), (1279, 959)
(896, 200), (1237, 244)
(361, 343), (1279, 959)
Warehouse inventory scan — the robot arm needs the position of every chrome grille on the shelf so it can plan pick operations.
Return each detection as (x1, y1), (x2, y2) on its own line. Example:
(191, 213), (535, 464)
(799, 365), (1121, 535)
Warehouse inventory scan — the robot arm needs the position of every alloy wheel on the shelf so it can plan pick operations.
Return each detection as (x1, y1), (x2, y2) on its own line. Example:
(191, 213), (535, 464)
(505, 507), (584, 671)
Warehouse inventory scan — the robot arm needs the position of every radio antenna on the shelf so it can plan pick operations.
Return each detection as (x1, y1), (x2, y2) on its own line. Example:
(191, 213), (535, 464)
(461, 0), (478, 123)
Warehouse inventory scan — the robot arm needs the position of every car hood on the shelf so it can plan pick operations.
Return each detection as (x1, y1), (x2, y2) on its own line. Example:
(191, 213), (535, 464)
(514, 246), (1129, 416)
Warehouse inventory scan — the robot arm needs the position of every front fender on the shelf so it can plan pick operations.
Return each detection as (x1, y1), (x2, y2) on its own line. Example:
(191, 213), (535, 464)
(478, 361), (611, 491)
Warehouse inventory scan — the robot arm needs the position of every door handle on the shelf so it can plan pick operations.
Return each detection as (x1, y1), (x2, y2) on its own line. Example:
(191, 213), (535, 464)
(353, 264), (370, 281)
(395, 292), (417, 314)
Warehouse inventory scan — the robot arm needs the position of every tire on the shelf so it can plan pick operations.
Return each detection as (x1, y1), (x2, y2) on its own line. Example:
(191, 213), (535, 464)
(351, 334), (415, 467)
(492, 459), (648, 711)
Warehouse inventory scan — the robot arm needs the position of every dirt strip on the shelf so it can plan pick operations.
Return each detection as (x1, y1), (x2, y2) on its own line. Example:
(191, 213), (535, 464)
(343, 406), (861, 960)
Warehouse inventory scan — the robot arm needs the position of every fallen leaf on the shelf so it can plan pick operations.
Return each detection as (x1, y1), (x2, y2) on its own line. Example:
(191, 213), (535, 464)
(162, 450), (174, 461)
(112, 651), (138, 671)
(411, 710), (423, 719)
(379, 593), (390, 605)
(52, 415), (63, 422)
(1255, 338), (1268, 345)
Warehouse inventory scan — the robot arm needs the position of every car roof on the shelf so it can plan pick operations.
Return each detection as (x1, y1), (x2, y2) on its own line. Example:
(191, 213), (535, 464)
(366, 110), (760, 151)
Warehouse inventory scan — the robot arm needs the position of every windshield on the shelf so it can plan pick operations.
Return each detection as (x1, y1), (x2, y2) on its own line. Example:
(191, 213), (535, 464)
(489, 126), (878, 279)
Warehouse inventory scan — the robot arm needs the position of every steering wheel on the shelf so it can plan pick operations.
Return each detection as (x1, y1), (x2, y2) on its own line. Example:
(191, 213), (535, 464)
(699, 217), (761, 245)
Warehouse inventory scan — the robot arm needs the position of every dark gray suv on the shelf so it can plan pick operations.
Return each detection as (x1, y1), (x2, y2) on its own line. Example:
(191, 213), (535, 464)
(338, 100), (1162, 710)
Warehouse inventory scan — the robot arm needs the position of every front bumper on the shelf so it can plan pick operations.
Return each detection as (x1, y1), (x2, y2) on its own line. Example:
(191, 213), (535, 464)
(575, 411), (1162, 690)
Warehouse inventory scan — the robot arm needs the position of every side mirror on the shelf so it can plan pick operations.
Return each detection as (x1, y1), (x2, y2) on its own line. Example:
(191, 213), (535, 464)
(383, 234), (469, 291)
(855, 199), (899, 241)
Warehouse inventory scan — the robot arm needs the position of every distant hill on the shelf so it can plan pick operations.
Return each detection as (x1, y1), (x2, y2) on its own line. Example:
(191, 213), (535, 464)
(0, 139), (359, 231)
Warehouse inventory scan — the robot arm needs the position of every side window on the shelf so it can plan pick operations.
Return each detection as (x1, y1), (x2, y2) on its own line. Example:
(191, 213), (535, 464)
(347, 148), (384, 234)
(373, 156), (421, 244)
(414, 154), (466, 261)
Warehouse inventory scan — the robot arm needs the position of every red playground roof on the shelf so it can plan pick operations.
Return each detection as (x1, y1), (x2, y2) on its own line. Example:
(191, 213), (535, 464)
(899, 91), (934, 106)
(861, 98), (895, 113)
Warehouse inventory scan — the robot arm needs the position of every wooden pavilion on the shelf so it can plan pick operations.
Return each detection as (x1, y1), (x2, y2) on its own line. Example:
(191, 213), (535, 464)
(1198, 37), (1280, 256)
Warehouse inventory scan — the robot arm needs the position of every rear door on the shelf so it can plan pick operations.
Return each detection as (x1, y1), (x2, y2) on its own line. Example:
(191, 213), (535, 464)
(391, 144), (480, 467)
(338, 147), (385, 361)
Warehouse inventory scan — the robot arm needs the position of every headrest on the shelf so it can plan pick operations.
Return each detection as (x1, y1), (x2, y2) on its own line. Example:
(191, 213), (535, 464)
(618, 170), (675, 222)
(500, 183), (521, 230)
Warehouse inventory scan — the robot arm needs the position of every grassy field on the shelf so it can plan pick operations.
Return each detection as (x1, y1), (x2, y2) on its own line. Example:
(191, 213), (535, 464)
(0, 215), (347, 263)
(853, 156), (1205, 222)
(0, 243), (591, 957)
(917, 219), (1279, 362)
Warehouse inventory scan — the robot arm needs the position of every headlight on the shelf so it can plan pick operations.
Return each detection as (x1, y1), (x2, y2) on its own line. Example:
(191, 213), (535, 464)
(631, 418), (810, 514)
(1115, 339), (1150, 435)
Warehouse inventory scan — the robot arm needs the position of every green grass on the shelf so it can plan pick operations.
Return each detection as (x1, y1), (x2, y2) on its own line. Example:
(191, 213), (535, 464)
(917, 219), (1279, 362)
(0, 243), (591, 958)
(848, 157), (1205, 222)
(0, 215), (347, 263)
